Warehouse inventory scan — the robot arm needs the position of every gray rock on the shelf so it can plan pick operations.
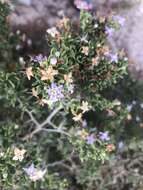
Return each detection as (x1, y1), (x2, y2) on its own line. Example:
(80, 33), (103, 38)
(18, 0), (32, 6)
(10, 0), (77, 29)
(92, 0), (143, 79)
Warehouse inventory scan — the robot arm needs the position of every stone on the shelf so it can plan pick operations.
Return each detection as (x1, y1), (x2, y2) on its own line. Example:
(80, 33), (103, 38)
(18, 0), (32, 6)
(92, 0), (143, 80)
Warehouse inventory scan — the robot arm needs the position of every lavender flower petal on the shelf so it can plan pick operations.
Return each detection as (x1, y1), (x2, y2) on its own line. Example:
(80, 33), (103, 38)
(47, 83), (64, 103)
(99, 131), (110, 141)
(86, 134), (95, 145)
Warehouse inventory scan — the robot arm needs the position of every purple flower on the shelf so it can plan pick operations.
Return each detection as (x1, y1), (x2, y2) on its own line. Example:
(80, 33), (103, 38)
(33, 54), (47, 63)
(99, 131), (110, 141)
(86, 134), (95, 145)
(47, 83), (64, 103)
(23, 163), (36, 176)
(105, 26), (115, 37)
(108, 53), (118, 63)
(113, 15), (125, 27)
(74, 0), (93, 10)
(23, 163), (46, 182)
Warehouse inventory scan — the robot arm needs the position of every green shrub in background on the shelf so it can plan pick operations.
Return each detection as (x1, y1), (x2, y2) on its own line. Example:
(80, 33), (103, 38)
(0, 1), (10, 61)
(2, 1), (143, 190)
(0, 0), (19, 70)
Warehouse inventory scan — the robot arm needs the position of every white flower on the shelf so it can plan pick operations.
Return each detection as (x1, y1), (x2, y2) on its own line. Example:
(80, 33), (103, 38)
(50, 57), (57, 65)
(64, 73), (73, 84)
(113, 99), (121, 106)
(80, 101), (90, 113)
(77, 129), (88, 139)
(13, 148), (26, 162)
(80, 34), (88, 43)
(47, 27), (59, 38)
(73, 113), (82, 122)
(81, 46), (89, 56)
(0, 152), (4, 157)
(26, 67), (34, 80)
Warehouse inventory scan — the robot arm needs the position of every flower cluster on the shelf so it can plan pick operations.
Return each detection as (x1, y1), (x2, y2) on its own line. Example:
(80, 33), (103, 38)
(106, 14), (126, 38)
(47, 83), (64, 103)
(12, 147), (46, 182)
(23, 164), (46, 182)
(32, 54), (47, 63)
(25, 11), (127, 114)
(75, 127), (116, 163)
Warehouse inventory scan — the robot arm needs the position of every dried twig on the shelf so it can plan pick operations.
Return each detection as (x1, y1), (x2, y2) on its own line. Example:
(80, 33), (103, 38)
(22, 105), (70, 140)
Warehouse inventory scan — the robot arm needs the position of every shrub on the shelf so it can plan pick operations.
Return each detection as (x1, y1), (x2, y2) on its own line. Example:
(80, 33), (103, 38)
(0, 2), (130, 189)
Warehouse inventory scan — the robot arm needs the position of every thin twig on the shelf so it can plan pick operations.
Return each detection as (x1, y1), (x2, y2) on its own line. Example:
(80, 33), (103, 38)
(22, 105), (65, 140)
(25, 110), (39, 126)
(42, 128), (70, 137)
(47, 160), (72, 171)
